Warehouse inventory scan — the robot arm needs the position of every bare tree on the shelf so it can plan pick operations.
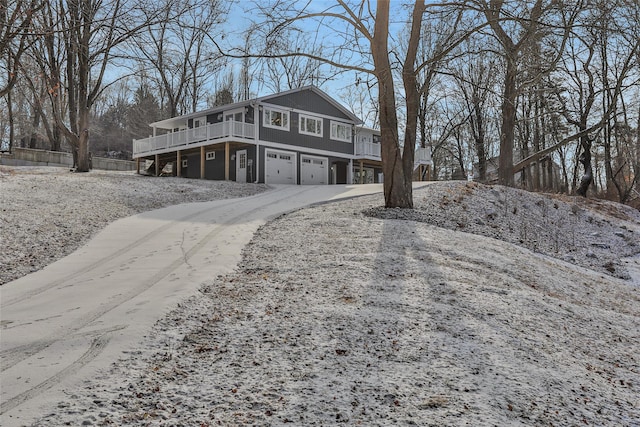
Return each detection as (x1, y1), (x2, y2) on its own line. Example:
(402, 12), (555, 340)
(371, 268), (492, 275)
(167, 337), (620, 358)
(20, 0), (168, 172)
(260, 31), (327, 93)
(0, 0), (44, 98)
(133, 0), (226, 117)
(514, 0), (639, 199)
(475, 0), (581, 187)
(448, 42), (500, 183)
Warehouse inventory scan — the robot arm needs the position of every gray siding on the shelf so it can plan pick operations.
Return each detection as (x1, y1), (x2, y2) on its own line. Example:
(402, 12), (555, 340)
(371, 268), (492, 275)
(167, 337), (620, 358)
(184, 146), (257, 181)
(259, 110), (354, 155)
(263, 89), (352, 121)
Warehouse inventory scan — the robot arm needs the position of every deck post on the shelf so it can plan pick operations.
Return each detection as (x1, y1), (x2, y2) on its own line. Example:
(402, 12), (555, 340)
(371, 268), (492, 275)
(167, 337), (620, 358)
(419, 164), (423, 181)
(200, 146), (205, 179)
(359, 160), (364, 184)
(176, 150), (182, 177)
(155, 154), (159, 176)
(136, 158), (140, 174)
(225, 142), (230, 180)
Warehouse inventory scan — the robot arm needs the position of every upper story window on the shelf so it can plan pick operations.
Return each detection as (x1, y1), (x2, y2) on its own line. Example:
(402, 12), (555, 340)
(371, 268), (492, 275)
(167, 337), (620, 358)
(299, 114), (323, 137)
(263, 107), (289, 131)
(330, 121), (352, 142)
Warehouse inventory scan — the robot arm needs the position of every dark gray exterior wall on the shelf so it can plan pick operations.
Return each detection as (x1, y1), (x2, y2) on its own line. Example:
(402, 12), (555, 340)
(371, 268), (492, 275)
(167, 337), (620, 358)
(263, 90), (352, 121)
(259, 88), (355, 156)
(259, 111), (354, 155)
(184, 146), (256, 181)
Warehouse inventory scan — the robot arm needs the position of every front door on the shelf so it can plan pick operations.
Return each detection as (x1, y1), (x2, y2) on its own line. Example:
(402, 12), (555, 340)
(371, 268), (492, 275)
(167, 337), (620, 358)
(236, 149), (247, 183)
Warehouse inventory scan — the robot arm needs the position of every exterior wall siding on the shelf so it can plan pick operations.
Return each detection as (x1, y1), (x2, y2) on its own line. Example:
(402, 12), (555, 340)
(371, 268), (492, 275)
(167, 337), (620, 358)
(183, 146), (257, 181)
(259, 110), (354, 155)
(263, 89), (352, 121)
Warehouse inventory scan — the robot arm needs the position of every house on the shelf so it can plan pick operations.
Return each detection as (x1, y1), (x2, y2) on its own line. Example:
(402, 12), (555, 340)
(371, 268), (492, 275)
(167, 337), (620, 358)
(132, 86), (432, 185)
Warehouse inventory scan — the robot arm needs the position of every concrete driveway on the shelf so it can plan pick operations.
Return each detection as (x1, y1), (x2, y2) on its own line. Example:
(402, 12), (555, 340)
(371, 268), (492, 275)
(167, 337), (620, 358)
(1, 183), (414, 426)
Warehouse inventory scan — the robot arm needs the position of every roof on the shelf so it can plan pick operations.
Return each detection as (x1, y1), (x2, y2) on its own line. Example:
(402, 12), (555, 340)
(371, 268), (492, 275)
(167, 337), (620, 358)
(148, 85), (362, 130)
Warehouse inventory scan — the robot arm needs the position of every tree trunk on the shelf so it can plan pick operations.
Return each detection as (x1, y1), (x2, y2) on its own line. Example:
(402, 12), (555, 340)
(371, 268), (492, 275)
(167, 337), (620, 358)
(7, 89), (14, 151)
(498, 56), (517, 187)
(76, 111), (91, 172)
(473, 96), (487, 182)
(371, 0), (416, 209)
(576, 137), (592, 197)
(29, 109), (40, 149)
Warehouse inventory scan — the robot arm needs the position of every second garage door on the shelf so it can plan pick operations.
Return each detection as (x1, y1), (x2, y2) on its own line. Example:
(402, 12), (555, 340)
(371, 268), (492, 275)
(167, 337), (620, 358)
(265, 149), (296, 184)
(300, 155), (328, 185)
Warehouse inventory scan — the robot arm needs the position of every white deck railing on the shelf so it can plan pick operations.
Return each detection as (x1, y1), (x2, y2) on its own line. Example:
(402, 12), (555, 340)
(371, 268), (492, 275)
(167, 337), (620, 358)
(355, 140), (381, 158)
(415, 147), (431, 163)
(354, 142), (432, 164)
(133, 121), (255, 156)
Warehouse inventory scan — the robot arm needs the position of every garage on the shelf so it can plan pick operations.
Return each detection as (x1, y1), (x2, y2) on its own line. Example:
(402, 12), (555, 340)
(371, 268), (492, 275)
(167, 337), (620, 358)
(300, 155), (328, 185)
(265, 149), (296, 184)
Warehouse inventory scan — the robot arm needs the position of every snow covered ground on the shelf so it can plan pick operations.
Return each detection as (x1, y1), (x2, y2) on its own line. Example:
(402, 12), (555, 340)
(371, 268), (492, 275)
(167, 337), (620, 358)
(2, 167), (639, 426)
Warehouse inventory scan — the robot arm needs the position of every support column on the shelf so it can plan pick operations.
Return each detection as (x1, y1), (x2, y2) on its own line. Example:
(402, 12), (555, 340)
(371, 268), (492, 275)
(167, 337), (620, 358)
(176, 150), (182, 177)
(419, 164), (423, 181)
(255, 144), (259, 184)
(224, 142), (230, 180)
(347, 159), (353, 184)
(359, 160), (364, 184)
(200, 146), (205, 179)
(155, 154), (159, 176)
(136, 158), (140, 174)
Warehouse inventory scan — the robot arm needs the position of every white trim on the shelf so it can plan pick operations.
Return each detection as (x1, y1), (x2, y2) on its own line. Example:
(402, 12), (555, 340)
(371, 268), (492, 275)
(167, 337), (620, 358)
(330, 120), (352, 143)
(264, 148), (297, 185)
(298, 114), (323, 137)
(263, 106), (290, 131)
(258, 139), (353, 160)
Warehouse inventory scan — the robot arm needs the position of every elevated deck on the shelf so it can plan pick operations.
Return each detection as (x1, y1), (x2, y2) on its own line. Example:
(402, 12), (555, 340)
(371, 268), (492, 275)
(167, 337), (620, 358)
(133, 122), (255, 158)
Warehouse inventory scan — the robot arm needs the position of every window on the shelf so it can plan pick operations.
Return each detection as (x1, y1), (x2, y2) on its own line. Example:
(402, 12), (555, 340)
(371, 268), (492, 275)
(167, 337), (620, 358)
(299, 114), (323, 137)
(331, 121), (352, 142)
(206, 151), (215, 161)
(182, 159), (188, 168)
(263, 107), (289, 131)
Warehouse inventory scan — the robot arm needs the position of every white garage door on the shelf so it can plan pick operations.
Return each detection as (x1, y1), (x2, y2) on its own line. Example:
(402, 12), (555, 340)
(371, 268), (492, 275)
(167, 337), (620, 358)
(300, 155), (328, 185)
(265, 149), (296, 184)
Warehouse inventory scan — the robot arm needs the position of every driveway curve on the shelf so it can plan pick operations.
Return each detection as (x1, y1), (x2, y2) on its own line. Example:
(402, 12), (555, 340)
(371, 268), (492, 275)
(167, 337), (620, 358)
(1, 183), (415, 427)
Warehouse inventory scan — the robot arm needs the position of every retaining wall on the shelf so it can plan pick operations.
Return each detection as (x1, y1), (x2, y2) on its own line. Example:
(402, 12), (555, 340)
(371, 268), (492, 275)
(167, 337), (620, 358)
(0, 148), (136, 171)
